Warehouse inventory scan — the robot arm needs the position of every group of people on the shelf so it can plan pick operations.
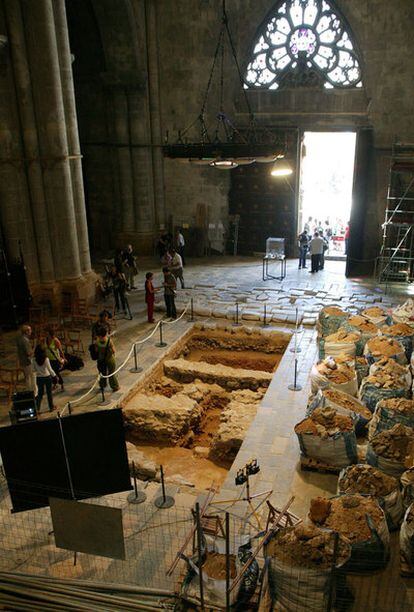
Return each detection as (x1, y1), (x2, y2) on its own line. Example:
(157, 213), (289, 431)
(16, 325), (66, 413)
(297, 229), (329, 273)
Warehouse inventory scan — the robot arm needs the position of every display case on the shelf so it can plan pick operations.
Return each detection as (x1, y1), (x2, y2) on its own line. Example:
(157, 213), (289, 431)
(265, 237), (285, 260)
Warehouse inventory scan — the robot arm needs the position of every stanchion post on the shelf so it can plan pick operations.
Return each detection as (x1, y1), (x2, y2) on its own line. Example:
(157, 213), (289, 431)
(233, 301), (241, 327)
(225, 512), (230, 612)
(190, 298), (194, 322)
(129, 344), (143, 373)
(288, 357), (302, 391)
(261, 303), (269, 328)
(67, 402), (72, 416)
(289, 307), (302, 353)
(154, 464), (175, 508)
(99, 378), (111, 405)
(127, 461), (147, 504)
(156, 321), (167, 348)
(196, 502), (206, 612)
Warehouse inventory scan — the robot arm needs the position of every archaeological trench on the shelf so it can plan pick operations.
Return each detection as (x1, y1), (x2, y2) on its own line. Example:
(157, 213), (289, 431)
(122, 324), (290, 489)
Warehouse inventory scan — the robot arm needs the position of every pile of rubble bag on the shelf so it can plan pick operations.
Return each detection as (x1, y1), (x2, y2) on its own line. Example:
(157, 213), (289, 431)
(290, 299), (414, 584)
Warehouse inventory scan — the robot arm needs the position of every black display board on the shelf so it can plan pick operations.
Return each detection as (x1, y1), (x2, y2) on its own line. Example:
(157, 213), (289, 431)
(0, 409), (132, 512)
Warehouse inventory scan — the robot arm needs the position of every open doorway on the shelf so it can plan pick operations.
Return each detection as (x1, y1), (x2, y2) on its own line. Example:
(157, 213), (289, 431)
(298, 131), (357, 260)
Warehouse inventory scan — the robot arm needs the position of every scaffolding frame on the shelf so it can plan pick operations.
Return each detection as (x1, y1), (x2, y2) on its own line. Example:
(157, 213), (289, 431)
(376, 142), (414, 285)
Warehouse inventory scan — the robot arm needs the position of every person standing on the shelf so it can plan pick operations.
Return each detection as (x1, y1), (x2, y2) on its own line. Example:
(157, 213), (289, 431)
(32, 344), (56, 412)
(169, 248), (185, 288)
(16, 325), (36, 395)
(344, 221), (350, 255)
(114, 248), (124, 273)
(309, 231), (324, 273)
(45, 328), (65, 391)
(297, 230), (309, 269)
(319, 230), (329, 270)
(145, 272), (158, 323)
(176, 229), (185, 266)
(95, 325), (119, 392)
(110, 265), (128, 315)
(163, 266), (177, 320)
(123, 244), (137, 290)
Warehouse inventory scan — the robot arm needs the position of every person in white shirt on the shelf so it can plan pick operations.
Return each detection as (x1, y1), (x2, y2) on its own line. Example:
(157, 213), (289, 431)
(176, 229), (185, 266)
(309, 232), (324, 273)
(32, 344), (56, 412)
(168, 248), (185, 288)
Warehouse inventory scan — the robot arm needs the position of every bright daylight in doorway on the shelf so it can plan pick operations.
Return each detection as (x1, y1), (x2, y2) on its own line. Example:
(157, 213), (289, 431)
(299, 131), (356, 257)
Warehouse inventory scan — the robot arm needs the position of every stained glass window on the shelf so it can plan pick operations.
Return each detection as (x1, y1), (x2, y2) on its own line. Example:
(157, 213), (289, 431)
(245, 0), (362, 90)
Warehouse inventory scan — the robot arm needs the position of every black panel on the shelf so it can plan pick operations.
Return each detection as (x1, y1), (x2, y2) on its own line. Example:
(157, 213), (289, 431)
(0, 409), (131, 512)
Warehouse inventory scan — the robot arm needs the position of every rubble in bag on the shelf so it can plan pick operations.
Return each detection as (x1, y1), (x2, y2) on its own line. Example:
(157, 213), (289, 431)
(203, 551), (236, 579)
(393, 299), (414, 325)
(325, 329), (361, 345)
(323, 388), (372, 421)
(338, 464), (398, 497)
(376, 398), (414, 415)
(318, 306), (349, 337)
(400, 504), (414, 576)
(383, 323), (414, 338)
(355, 356), (370, 385)
(345, 315), (379, 335)
(315, 358), (355, 384)
(370, 356), (410, 379)
(362, 370), (406, 390)
(369, 423), (414, 462)
(401, 469), (414, 507)
(361, 306), (390, 325)
(266, 523), (350, 569)
(309, 494), (384, 544)
(295, 407), (354, 437)
(365, 336), (406, 361)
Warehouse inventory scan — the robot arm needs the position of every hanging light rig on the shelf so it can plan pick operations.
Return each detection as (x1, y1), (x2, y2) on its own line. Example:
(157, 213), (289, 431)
(163, 0), (285, 170)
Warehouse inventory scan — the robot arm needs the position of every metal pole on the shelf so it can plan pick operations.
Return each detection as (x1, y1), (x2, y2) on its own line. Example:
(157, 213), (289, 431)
(233, 301), (241, 327)
(156, 321), (167, 347)
(290, 307), (302, 353)
(195, 502), (205, 612)
(160, 465), (166, 503)
(129, 344), (143, 373)
(288, 357), (302, 391)
(154, 464), (175, 508)
(190, 298), (194, 322)
(225, 512), (230, 612)
(127, 461), (147, 504)
(68, 402), (72, 416)
(261, 303), (269, 327)
(99, 379), (111, 405)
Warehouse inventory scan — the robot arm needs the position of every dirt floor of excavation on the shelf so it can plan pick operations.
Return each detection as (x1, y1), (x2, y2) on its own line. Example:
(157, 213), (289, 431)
(183, 348), (283, 372)
(131, 444), (229, 490)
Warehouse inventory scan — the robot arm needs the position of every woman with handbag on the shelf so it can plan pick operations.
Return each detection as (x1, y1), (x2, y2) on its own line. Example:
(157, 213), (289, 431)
(95, 325), (119, 392)
(45, 327), (65, 391)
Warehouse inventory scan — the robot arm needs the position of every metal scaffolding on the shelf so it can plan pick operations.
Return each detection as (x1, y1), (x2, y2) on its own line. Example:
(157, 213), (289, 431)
(376, 142), (414, 284)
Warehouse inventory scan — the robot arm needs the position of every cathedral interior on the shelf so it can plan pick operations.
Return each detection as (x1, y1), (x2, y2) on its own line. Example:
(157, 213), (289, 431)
(1, 1), (414, 610)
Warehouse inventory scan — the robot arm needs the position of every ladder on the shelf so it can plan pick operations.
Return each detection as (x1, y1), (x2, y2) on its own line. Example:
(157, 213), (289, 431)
(376, 142), (414, 284)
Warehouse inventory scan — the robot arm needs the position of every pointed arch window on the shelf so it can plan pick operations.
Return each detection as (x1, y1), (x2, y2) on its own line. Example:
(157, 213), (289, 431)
(245, 0), (362, 90)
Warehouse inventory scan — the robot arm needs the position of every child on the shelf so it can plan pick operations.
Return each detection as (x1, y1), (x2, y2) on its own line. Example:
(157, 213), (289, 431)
(145, 272), (157, 323)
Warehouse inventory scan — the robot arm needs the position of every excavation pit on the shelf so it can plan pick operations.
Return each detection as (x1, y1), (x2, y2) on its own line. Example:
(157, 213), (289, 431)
(122, 324), (290, 489)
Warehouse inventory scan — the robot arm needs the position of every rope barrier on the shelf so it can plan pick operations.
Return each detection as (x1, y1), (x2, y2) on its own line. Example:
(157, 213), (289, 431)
(63, 300), (193, 409)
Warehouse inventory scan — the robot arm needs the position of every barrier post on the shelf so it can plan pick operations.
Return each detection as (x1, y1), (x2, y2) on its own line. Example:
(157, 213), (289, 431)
(68, 402), (72, 416)
(154, 464), (175, 508)
(288, 357), (302, 391)
(127, 461), (147, 504)
(189, 298), (194, 322)
(129, 344), (143, 373)
(232, 301), (241, 327)
(289, 307), (302, 353)
(156, 321), (167, 348)
(261, 303), (269, 328)
(99, 378), (111, 405)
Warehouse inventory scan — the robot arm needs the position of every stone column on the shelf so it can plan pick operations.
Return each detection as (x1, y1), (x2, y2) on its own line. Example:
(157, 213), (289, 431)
(3, 0), (54, 284)
(21, 0), (81, 281)
(52, 0), (91, 275)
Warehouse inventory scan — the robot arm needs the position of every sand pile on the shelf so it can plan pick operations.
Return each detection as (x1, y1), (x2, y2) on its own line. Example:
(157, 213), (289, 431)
(378, 398), (414, 414)
(339, 464), (398, 497)
(323, 388), (372, 420)
(322, 306), (347, 317)
(202, 551), (236, 579)
(266, 523), (350, 569)
(295, 407), (354, 437)
(316, 358), (355, 384)
(383, 323), (414, 337)
(309, 494), (384, 543)
(325, 329), (361, 344)
(347, 315), (378, 334)
(366, 336), (404, 358)
(370, 423), (414, 462)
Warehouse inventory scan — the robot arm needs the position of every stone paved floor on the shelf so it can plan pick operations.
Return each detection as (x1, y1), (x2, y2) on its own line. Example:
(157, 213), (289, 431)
(0, 256), (412, 605)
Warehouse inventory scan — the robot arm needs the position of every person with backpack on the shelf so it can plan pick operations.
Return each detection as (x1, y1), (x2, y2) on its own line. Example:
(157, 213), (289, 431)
(32, 344), (56, 412)
(94, 325), (119, 392)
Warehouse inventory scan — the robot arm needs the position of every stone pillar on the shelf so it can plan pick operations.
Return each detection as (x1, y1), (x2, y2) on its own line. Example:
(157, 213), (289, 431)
(112, 87), (135, 237)
(21, 0), (82, 281)
(52, 0), (91, 275)
(3, 0), (54, 284)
